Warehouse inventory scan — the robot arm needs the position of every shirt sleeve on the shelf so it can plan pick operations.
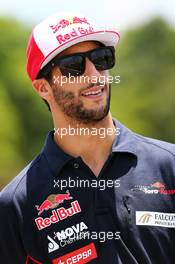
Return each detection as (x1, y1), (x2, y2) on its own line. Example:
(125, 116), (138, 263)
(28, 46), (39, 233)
(0, 191), (26, 264)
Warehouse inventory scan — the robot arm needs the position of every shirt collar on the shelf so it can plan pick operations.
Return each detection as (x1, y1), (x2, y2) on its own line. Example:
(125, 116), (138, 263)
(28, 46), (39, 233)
(112, 118), (138, 157)
(42, 118), (138, 176)
(42, 131), (73, 177)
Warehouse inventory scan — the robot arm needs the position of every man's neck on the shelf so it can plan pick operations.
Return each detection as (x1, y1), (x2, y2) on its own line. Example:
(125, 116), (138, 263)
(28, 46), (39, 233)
(53, 113), (116, 176)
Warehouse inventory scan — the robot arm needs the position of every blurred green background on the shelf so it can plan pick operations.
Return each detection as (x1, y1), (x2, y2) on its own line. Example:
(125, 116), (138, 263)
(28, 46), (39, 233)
(0, 17), (175, 189)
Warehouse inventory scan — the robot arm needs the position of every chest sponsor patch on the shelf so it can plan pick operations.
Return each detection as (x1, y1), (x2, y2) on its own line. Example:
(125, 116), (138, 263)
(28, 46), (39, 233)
(132, 182), (175, 195)
(48, 221), (89, 253)
(35, 190), (73, 216)
(35, 200), (81, 230)
(52, 242), (97, 264)
(136, 211), (175, 228)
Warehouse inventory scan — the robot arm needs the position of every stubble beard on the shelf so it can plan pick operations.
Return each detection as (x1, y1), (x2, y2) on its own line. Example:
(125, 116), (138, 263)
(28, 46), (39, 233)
(52, 83), (111, 125)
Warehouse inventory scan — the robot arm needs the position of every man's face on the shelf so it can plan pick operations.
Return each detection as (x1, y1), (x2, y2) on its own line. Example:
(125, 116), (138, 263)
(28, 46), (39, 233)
(50, 41), (111, 125)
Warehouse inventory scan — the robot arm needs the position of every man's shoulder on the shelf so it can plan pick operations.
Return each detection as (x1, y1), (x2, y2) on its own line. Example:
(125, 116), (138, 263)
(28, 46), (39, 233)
(0, 154), (42, 205)
(115, 119), (175, 158)
(133, 132), (175, 158)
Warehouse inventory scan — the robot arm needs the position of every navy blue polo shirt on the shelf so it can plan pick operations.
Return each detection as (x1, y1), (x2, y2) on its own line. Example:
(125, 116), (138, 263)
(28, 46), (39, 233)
(0, 118), (175, 264)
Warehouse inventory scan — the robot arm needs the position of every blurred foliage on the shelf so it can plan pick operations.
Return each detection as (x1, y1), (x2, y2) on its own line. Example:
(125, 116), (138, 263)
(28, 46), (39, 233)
(0, 17), (175, 189)
(0, 18), (52, 188)
(111, 18), (175, 141)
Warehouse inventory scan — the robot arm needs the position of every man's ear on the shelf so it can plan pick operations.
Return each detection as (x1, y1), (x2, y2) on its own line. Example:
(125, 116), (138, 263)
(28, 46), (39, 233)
(32, 78), (51, 100)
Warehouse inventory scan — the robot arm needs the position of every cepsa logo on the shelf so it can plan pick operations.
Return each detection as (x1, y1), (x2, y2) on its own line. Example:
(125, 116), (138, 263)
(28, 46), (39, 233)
(35, 191), (82, 230)
(132, 182), (175, 195)
(52, 243), (97, 264)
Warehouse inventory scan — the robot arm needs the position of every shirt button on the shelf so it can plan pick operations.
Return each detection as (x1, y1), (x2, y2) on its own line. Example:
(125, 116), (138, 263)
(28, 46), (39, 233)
(73, 162), (79, 169)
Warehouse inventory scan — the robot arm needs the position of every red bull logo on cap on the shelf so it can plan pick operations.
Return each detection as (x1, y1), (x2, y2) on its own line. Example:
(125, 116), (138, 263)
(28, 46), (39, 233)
(50, 17), (90, 34)
(49, 15), (94, 46)
(35, 190), (73, 216)
(55, 26), (94, 45)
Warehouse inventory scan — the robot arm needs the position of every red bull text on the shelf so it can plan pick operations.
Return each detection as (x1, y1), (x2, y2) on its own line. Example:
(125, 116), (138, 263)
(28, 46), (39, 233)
(35, 200), (81, 230)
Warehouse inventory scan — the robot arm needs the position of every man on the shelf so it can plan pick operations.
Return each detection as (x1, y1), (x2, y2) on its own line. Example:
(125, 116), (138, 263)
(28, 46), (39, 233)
(0, 12), (175, 264)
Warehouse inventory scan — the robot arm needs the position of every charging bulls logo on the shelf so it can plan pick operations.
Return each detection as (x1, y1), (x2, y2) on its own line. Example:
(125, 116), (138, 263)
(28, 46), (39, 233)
(50, 17), (90, 34)
(150, 182), (165, 189)
(35, 190), (73, 215)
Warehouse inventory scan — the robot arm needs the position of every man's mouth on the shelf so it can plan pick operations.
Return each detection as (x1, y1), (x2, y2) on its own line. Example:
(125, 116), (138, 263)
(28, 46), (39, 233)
(81, 85), (105, 98)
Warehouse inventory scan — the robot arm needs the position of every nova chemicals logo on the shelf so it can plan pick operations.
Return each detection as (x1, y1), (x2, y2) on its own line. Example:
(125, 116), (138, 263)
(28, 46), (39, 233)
(48, 222), (89, 253)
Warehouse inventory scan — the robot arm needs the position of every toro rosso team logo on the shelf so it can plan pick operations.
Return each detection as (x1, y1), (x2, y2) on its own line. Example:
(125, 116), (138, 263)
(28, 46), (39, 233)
(35, 191), (82, 230)
(36, 190), (73, 215)
(132, 181), (175, 195)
